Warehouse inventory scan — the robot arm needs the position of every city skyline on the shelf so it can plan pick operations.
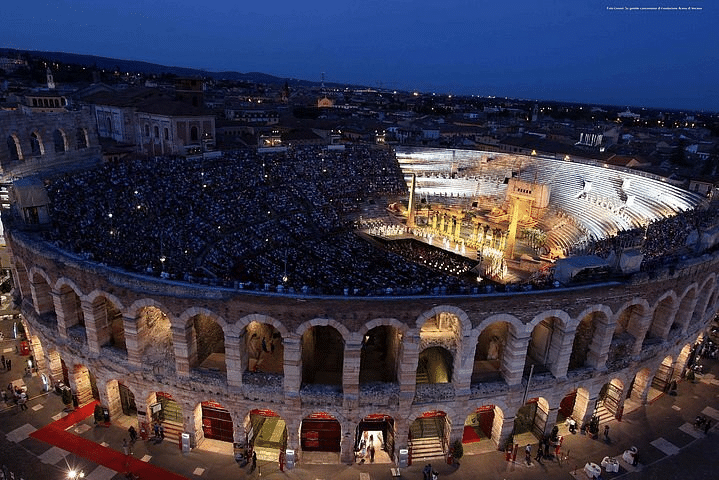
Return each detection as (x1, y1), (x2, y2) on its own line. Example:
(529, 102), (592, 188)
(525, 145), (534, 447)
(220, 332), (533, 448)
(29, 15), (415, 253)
(3, 0), (717, 111)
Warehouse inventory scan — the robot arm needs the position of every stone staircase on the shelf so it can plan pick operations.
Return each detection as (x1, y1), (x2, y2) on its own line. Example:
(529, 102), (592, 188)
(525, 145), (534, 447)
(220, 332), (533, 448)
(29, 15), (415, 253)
(160, 419), (184, 444)
(409, 419), (445, 463)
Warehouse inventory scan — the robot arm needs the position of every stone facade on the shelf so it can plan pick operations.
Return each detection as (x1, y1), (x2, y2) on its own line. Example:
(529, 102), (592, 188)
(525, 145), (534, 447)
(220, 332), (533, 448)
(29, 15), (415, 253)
(7, 229), (717, 465)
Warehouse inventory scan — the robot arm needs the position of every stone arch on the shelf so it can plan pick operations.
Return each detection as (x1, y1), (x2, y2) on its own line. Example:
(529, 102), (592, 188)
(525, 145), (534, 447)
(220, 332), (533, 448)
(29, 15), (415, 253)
(105, 378), (139, 421)
(415, 305), (471, 337)
(627, 367), (652, 407)
(53, 128), (67, 153)
(675, 343), (693, 377)
(191, 125), (199, 141)
(359, 322), (403, 384)
(30, 130), (44, 156)
(676, 285), (698, 333)
(514, 396), (550, 440)
(87, 291), (126, 352)
(193, 400), (235, 445)
(243, 318), (284, 375)
(569, 307), (611, 371)
(53, 278), (86, 339)
(135, 304), (175, 374)
(689, 276), (715, 329)
(524, 311), (571, 376)
(471, 320), (511, 384)
(233, 313), (289, 338)
(28, 267), (54, 317)
(646, 291), (678, 343)
(6, 133), (23, 160)
(462, 404), (505, 448)
(179, 308), (227, 377)
(649, 355), (674, 396)
(597, 377), (624, 419)
(296, 318), (351, 343)
(608, 300), (649, 365)
(300, 324), (345, 388)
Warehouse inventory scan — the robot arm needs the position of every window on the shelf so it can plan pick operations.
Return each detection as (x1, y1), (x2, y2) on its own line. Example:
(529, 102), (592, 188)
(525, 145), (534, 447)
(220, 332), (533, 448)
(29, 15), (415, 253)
(154, 126), (159, 138)
(30, 132), (42, 156)
(53, 130), (66, 153)
(164, 128), (169, 140)
(76, 128), (88, 149)
(190, 126), (199, 141)
(7, 136), (22, 160)
(145, 124), (150, 137)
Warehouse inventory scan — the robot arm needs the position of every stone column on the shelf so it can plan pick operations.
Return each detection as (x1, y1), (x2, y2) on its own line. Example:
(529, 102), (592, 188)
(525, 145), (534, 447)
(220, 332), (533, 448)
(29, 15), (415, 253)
(81, 299), (103, 356)
(548, 324), (576, 379)
(30, 279), (54, 316)
(546, 407), (560, 432)
(173, 323), (194, 378)
(340, 420), (355, 464)
(104, 380), (122, 419)
(397, 333), (420, 409)
(51, 290), (71, 340)
(498, 414), (515, 450)
(123, 313), (142, 368)
(587, 318), (613, 370)
(225, 336), (243, 392)
(501, 330), (530, 386)
(453, 334), (477, 397)
(580, 394), (598, 426)
(342, 338), (362, 409)
(283, 335), (302, 402)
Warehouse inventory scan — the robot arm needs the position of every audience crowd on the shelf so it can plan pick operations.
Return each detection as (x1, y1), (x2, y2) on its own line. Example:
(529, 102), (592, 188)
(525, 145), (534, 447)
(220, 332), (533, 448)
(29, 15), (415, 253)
(40, 145), (719, 294)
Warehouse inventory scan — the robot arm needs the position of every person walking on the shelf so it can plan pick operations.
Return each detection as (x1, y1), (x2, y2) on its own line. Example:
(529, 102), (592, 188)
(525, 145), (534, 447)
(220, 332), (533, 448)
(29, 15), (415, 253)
(251, 450), (257, 472)
(604, 425), (610, 442)
(423, 463), (432, 480)
(6, 358), (10, 371)
(535, 440), (543, 464)
(1, 355), (5, 370)
(525, 444), (532, 465)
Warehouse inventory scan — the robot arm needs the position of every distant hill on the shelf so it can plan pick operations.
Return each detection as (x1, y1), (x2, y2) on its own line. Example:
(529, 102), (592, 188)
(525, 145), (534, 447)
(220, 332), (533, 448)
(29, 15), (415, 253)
(0, 48), (349, 89)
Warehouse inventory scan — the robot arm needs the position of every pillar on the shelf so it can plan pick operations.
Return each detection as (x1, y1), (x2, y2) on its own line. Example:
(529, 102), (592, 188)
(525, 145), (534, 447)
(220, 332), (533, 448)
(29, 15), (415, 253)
(283, 335), (302, 401)
(343, 339), (362, 409)
(501, 329), (530, 386)
(587, 318), (613, 370)
(173, 323), (194, 378)
(225, 336), (243, 391)
(397, 333), (420, 408)
(340, 420), (355, 464)
(498, 414), (515, 450)
(81, 299), (103, 355)
(548, 324), (576, 379)
(123, 313), (142, 368)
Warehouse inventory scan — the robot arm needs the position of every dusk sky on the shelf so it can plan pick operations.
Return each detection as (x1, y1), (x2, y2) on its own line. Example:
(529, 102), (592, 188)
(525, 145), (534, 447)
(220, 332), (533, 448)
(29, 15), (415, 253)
(4, 0), (717, 111)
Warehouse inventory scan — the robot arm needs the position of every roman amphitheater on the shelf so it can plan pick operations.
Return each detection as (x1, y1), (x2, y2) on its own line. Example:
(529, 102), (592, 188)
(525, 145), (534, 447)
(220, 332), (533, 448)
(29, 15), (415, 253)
(5, 143), (719, 468)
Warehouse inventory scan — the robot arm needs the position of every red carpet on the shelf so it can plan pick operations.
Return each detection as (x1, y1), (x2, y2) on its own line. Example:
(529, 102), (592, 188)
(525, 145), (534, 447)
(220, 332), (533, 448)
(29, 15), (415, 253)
(30, 401), (189, 479)
(462, 425), (481, 443)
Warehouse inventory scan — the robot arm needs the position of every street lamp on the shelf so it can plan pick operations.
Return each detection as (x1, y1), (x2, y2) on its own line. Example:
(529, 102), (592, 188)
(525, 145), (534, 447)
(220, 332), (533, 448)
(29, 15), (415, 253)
(67, 470), (85, 479)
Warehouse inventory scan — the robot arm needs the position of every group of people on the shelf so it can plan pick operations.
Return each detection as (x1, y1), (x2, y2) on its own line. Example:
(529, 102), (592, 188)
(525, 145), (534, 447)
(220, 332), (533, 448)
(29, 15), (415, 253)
(0, 355), (10, 372)
(3, 383), (28, 411)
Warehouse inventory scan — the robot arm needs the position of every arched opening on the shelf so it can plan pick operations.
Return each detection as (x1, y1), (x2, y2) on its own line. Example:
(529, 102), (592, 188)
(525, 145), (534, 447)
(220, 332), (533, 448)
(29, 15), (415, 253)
(645, 296), (675, 346)
(472, 322), (508, 384)
(557, 390), (577, 424)
(30, 131), (43, 156)
(416, 346), (453, 384)
(76, 128), (88, 149)
(626, 368), (652, 413)
(462, 405), (499, 447)
(245, 321), (283, 374)
(568, 312), (600, 371)
(138, 306), (175, 374)
(409, 411), (450, 462)
(608, 304), (644, 368)
(355, 414), (395, 464)
(72, 364), (99, 407)
(514, 397), (549, 442)
(30, 271), (54, 320)
(105, 116), (112, 136)
(106, 379), (137, 422)
(191, 125), (199, 142)
(301, 326), (344, 389)
(524, 317), (561, 375)
(46, 350), (68, 386)
(189, 314), (226, 378)
(676, 343), (693, 377)
(650, 355), (674, 400)
(246, 409), (288, 464)
(6, 135), (22, 160)
(690, 281), (713, 329)
(359, 325), (400, 384)
(94, 296), (126, 353)
(53, 129), (66, 153)
(57, 284), (85, 342)
(195, 401), (233, 444)
(149, 391), (184, 443)
(301, 412), (341, 462)
(596, 378), (624, 421)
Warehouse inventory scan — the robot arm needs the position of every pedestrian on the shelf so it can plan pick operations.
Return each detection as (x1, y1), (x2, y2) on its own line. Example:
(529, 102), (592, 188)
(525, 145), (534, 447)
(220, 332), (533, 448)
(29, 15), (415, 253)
(6, 358), (10, 371)
(604, 425), (610, 441)
(535, 441), (543, 464)
(1, 355), (5, 369)
(423, 463), (432, 480)
(525, 444), (531, 465)
(153, 422), (160, 438)
(128, 425), (137, 443)
(251, 450), (257, 471)
(19, 391), (28, 410)
(261, 337), (268, 353)
(704, 419), (711, 435)
(159, 424), (165, 439)
(369, 444), (375, 463)
(122, 438), (130, 456)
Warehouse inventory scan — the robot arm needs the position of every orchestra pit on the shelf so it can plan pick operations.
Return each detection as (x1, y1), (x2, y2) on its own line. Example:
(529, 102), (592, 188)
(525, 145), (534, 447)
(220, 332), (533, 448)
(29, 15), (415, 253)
(6, 145), (719, 468)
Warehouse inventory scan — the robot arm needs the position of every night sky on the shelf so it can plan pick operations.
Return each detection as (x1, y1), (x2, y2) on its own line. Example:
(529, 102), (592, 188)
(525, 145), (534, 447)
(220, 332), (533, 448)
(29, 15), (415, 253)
(4, 0), (717, 111)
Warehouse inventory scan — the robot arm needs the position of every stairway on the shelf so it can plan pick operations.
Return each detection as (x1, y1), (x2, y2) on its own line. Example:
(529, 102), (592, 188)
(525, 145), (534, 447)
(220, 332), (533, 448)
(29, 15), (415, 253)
(594, 402), (615, 425)
(160, 419), (184, 444)
(409, 419), (445, 462)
